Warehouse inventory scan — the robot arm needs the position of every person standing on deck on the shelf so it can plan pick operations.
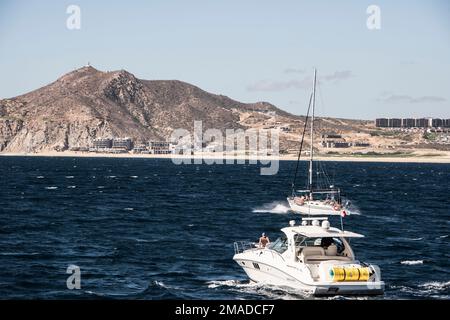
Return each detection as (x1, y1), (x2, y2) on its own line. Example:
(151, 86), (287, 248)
(259, 233), (270, 248)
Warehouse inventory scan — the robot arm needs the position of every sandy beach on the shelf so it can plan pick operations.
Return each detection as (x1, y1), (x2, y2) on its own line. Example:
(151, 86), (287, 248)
(1, 150), (450, 164)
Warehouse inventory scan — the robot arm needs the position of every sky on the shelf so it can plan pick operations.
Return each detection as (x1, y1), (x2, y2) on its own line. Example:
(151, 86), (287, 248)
(0, 0), (449, 119)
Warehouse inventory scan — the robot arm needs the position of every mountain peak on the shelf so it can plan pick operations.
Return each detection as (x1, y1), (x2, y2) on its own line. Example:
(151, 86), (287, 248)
(57, 65), (102, 83)
(0, 66), (291, 153)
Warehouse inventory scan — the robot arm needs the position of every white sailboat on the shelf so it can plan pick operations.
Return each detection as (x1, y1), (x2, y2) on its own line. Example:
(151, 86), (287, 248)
(287, 69), (350, 216)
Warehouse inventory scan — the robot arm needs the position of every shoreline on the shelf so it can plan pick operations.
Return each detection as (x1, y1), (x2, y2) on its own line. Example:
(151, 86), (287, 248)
(1, 151), (450, 163)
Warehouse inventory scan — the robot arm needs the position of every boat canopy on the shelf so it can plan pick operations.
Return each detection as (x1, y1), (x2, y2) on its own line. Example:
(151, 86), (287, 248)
(282, 226), (364, 238)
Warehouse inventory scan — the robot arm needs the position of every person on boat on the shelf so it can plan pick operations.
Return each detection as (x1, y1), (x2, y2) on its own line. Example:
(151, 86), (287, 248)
(294, 196), (305, 205)
(259, 233), (270, 248)
(320, 237), (333, 248)
(320, 237), (338, 256)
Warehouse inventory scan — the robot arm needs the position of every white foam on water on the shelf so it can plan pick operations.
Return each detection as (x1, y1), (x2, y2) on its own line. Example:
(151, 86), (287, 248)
(345, 209), (361, 216)
(36, 176), (45, 179)
(154, 280), (166, 288)
(130, 176), (138, 178)
(65, 176), (74, 179)
(135, 238), (150, 243)
(419, 281), (450, 291)
(67, 186), (76, 189)
(206, 279), (312, 300)
(401, 260), (424, 265)
(252, 202), (290, 214)
(108, 176), (116, 178)
(153, 280), (181, 291)
(124, 208), (134, 211)
(45, 186), (58, 190)
(207, 280), (240, 289)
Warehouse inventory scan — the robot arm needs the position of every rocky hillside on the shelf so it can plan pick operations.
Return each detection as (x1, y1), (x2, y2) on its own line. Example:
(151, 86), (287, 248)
(0, 66), (291, 153)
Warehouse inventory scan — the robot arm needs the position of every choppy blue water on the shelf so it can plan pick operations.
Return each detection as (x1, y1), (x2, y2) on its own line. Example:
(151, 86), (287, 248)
(0, 156), (449, 299)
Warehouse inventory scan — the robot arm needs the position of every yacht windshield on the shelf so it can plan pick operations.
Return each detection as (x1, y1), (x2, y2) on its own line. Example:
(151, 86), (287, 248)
(298, 236), (345, 253)
(267, 236), (288, 254)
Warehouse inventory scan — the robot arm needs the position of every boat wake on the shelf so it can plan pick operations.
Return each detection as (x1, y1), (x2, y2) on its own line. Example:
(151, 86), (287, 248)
(206, 279), (312, 300)
(252, 202), (290, 214)
(345, 209), (361, 216)
(343, 202), (362, 215)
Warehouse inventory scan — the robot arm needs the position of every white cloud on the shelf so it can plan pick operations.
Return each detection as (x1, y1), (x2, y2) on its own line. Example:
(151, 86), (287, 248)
(247, 78), (311, 92)
(247, 70), (354, 92)
(284, 67), (306, 74)
(378, 93), (447, 104)
(323, 70), (353, 82)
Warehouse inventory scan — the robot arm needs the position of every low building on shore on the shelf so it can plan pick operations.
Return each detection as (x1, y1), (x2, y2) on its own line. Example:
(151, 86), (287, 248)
(352, 141), (371, 147)
(93, 138), (113, 149)
(132, 144), (150, 154)
(149, 141), (173, 154)
(375, 117), (450, 128)
(112, 138), (133, 151)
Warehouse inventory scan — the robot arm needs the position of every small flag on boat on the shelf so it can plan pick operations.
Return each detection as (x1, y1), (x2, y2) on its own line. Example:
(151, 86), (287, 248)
(341, 210), (347, 218)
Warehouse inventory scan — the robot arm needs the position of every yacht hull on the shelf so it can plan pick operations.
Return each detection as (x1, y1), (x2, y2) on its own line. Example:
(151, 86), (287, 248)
(287, 197), (343, 215)
(233, 251), (385, 296)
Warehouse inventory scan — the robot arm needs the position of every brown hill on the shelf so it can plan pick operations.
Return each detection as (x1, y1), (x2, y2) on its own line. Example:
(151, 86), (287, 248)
(0, 66), (290, 152)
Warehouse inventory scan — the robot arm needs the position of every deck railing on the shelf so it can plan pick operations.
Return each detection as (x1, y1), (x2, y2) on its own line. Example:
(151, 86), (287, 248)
(233, 241), (257, 254)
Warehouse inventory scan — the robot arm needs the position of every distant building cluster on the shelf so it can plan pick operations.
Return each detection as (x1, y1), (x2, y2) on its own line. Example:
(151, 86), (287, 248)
(375, 118), (450, 128)
(321, 134), (370, 148)
(87, 138), (175, 154)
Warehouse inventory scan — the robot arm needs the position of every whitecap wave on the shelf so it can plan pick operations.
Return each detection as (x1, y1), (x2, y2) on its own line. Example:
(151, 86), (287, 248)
(135, 238), (150, 243)
(65, 176), (74, 179)
(419, 281), (450, 291)
(252, 202), (290, 214)
(207, 280), (243, 289)
(124, 208), (134, 211)
(45, 186), (58, 190)
(153, 280), (181, 290)
(401, 260), (424, 265)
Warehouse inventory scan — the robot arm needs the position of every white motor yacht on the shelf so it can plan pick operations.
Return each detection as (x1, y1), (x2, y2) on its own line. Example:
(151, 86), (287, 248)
(233, 218), (384, 296)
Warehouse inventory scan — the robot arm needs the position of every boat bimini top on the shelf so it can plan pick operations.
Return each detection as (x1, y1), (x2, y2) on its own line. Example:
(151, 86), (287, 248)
(281, 218), (364, 239)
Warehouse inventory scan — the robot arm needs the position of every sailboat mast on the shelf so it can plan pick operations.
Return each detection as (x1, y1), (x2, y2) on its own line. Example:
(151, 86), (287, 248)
(309, 68), (317, 193)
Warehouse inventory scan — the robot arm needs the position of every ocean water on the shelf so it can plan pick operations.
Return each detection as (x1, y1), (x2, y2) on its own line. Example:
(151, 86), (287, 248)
(0, 156), (449, 299)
